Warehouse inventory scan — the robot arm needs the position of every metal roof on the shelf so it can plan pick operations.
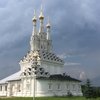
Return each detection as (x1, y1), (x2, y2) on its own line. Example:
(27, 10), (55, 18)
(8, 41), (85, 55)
(0, 71), (21, 84)
(36, 74), (81, 82)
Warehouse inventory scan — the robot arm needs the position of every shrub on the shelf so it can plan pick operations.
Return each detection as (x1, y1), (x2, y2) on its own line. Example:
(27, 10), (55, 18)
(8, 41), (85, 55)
(67, 91), (73, 97)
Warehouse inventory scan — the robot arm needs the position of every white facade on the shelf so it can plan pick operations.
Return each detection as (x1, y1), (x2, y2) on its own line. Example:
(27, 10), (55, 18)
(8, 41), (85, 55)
(0, 77), (82, 97)
(0, 8), (82, 97)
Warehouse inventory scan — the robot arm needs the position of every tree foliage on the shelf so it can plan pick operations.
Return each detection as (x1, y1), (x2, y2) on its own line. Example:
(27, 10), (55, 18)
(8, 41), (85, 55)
(82, 79), (100, 98)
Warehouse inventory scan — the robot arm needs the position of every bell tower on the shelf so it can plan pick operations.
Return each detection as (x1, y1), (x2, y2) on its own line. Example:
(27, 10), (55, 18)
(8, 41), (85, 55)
(30, 7), (52, 52)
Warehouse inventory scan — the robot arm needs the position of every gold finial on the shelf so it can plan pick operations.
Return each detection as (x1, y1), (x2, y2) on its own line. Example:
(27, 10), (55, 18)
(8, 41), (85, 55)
(32, 9), (37, 22)
(39, 5), (44, 19)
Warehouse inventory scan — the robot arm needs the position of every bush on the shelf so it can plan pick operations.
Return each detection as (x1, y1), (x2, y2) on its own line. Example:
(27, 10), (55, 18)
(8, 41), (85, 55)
(67, 91), (73, 97)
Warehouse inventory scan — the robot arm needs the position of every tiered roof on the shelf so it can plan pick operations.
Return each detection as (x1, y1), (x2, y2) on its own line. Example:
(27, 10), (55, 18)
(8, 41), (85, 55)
(20, 50), (64, 64)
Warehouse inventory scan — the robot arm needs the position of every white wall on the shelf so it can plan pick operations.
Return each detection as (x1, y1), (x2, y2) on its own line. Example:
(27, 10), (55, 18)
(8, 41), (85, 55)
(41, 61), (63, 75)
(0, 78), (82, 97)
(20, 57), (64, 75)
(36, 80), (82, 97)
(0, 84), (7, 96)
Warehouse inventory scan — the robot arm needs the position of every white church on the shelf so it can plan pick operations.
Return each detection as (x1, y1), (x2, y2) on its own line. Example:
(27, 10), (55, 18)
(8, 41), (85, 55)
(0, 8), (82, 97)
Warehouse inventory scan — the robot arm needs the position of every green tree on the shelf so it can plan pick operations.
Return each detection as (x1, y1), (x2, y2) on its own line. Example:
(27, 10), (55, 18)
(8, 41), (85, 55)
(83, 79), (94, 99)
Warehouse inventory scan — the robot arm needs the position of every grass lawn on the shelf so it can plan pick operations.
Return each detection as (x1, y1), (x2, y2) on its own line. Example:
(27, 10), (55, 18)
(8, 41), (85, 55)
(0, 97), (100, 100)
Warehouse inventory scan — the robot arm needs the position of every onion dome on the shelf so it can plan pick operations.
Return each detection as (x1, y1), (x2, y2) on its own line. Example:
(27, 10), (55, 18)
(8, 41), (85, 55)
(39, 5), (44, 20)
(32, 10), (37, 22)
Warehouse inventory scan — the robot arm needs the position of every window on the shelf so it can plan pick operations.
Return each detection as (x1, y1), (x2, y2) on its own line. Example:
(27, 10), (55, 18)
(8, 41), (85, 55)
(41, 45), (42, 49)
(72, 84), (75, 91)
(57, 84), (61, 90)
(78, 84), (81, 92)
(17, 84), (21, 92)
(26, 84), (30, 91)
(48, 83), (52, 90)
(78, 84), (81, 89)
(66, 84), (69, 90)
(5, 86), (7, 91)
(0, 86), (2, 91)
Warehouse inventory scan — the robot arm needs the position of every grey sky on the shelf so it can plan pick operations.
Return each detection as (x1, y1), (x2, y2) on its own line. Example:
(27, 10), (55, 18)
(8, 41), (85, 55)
(0, 0), (100, 82)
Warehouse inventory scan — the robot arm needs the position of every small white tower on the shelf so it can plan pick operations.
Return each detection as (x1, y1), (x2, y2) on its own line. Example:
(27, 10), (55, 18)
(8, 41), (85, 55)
(46, 17), (51, 40)
(30, 7), (52, 52)
(39, 5), (44, 33)
(30, 10), (39, 51)
(32, 10), (37, 36)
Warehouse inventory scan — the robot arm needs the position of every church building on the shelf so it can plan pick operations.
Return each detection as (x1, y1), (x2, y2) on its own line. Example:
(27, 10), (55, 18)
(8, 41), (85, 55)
(0, 8), (82, 97)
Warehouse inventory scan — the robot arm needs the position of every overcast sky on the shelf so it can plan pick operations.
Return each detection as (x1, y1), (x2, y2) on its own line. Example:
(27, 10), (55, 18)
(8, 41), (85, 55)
(0, 0), (100, 81)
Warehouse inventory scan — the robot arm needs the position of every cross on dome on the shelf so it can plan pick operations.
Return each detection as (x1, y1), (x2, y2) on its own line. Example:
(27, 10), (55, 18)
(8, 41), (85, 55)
(39, 5), (44, 20)
(32, 9), (37, 22)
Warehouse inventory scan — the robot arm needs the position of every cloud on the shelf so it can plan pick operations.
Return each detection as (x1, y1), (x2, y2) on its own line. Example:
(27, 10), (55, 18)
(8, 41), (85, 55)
(79, 71), (87, 80)
(58, 50), (86, 59)
(58, 53), (67, 59)
(64, 65), (85, 79)
(64, 62), (81, 66)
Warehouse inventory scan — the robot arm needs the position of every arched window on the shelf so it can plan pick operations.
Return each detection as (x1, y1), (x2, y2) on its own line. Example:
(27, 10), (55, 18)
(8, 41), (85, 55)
(5, 85), (7, 91)
(26, 83), (30, 91)
(66, 84), (69, 90)
(57, 84), (61, 90)
(41, 45), (43, 49)
(17, 84), (21, 92)
(72, 84), (75, 91)
(48, 83), (52, 90)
